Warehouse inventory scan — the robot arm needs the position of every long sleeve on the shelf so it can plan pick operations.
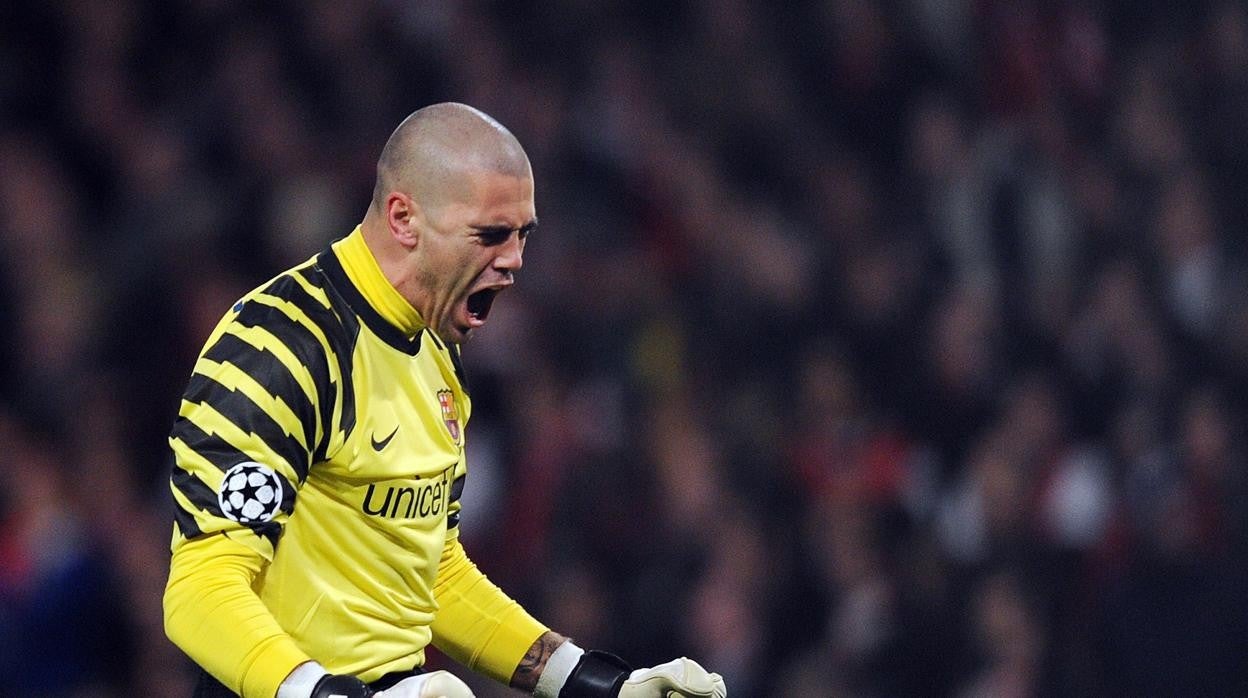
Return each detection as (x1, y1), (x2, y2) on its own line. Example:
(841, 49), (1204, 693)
(430, 536), (549, 684)
(164, 533), (311, 697)
(164, 265), (351, 696)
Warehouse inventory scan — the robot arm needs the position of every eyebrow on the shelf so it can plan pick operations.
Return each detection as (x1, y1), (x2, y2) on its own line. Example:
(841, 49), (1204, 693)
(472, 217), (538, 236)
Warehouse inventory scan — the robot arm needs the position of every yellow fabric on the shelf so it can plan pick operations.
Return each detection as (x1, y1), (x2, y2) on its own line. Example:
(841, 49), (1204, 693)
(431, 537), (549, 683)
(167, 256), (339, 563)
(334, 226), (424, 336)
(165, 533), (310, 698)
(165, 229), (537, 695)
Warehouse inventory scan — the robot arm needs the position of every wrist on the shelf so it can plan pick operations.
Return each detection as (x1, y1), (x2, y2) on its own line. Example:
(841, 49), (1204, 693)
(277, 662), (329, 698)
(276, 661), (374, 698)
(533, 643), (632, 698)
(533, 641), (583, 698)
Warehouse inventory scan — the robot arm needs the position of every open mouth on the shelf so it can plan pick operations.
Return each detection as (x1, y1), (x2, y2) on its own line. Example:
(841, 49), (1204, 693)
(466, 288), (500, 323)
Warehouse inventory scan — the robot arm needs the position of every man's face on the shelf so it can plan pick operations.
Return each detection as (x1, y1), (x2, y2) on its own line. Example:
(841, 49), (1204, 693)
(409, 169), (535, 344)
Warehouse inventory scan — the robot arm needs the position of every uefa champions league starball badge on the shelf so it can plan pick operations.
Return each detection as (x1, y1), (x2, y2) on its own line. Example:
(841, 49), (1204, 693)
(217, 462), (284, 523)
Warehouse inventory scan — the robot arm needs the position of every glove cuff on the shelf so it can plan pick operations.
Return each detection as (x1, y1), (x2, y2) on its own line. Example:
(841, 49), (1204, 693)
(559, 650), (632, 698)
(310, 673), (374, 698)
(277, 661), (329, 698)
(534, 641), (583, 698)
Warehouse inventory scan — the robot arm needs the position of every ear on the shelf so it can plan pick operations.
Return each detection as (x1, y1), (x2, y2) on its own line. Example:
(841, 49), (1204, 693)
(385, 191), (423, 250)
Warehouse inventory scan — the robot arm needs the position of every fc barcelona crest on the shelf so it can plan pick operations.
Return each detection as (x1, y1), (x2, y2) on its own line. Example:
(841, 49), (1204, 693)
(437, 389), (461, 442)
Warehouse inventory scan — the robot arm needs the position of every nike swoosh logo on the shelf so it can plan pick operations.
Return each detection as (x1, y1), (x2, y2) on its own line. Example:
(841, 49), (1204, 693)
(371, 425), (399, 451)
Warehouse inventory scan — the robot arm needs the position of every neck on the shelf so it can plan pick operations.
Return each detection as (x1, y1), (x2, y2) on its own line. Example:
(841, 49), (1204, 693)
(341, 215), (425, 336)
(360, 209), (404, 286)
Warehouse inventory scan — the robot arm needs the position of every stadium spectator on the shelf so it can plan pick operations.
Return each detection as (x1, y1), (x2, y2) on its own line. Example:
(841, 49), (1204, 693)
(2, 0), (1247, 694)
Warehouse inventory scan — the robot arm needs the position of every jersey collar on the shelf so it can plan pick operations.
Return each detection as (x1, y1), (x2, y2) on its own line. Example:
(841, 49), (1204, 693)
(332, 225), (425, 338)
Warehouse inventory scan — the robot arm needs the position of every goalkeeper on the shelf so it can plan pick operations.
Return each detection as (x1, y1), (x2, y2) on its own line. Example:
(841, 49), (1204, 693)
(162, 102), (726, 698)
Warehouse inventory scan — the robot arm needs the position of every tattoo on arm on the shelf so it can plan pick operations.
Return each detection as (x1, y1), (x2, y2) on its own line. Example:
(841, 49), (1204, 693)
(510, 631), (568, 692)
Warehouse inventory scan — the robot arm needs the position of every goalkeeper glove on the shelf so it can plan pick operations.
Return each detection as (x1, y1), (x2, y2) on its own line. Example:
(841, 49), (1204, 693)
(277, 662), (474, 698)
(619, 658), (726, 698)
(277, 663), (372, 698)
(533, 642), (726, 698)
(376, 672), (475, 698)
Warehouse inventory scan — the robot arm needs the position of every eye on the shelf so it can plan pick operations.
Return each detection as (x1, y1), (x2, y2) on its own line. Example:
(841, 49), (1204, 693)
(475, 229), (510, 246)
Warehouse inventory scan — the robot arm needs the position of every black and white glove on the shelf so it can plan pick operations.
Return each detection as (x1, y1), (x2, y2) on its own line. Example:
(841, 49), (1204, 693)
(377, 672), (474, 698)
(533, 643), (726, 698)
(617, 658), (726, 698)
(278, 661), (474, 698)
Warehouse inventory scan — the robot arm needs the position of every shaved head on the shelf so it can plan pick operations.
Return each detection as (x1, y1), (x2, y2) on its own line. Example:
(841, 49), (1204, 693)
(361, 103), (535, 344)
(371, 103), (531, 214)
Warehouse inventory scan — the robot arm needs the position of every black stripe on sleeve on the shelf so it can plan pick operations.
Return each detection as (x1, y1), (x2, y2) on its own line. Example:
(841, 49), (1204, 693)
(253, 523), (281, 550)
(172, 491), (204, 539)
(171, 418), (251, 473)
(297, 267), (360, 443)
(169, 468), (218, 539)
(261, 272), (359, 460)
(172, 466), (226, 516)
(170, 465), (281, 548)
(172, 418), (298, 522)
(278, 476), (296, 516)
(233, 295), (336, 464)
(202, 333), (317, 452)
(183, 373), (311, 481)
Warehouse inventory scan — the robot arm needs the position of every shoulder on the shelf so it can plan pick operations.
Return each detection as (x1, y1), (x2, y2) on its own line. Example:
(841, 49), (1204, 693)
(229, 260), (361, 357)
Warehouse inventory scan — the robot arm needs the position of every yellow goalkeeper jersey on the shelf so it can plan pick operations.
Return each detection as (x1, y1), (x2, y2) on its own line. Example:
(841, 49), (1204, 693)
(164, 227), (546, 698)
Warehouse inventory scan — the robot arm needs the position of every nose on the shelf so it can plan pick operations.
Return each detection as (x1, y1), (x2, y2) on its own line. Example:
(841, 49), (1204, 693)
(494, 232), (524, 273)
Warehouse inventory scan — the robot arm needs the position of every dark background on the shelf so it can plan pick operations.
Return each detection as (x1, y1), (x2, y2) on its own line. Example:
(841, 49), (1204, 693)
(2, 1), (1248, 695)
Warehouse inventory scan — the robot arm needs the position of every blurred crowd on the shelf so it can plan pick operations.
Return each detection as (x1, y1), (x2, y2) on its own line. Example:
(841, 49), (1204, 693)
(3, 0), (1248, 695)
